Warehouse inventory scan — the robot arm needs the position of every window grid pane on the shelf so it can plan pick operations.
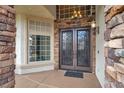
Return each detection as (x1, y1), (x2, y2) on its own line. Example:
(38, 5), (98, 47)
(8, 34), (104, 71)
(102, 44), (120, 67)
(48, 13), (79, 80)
(56, 5), (95, 19)
(29, 35), (51, 62)
(28, 19), (51, 63)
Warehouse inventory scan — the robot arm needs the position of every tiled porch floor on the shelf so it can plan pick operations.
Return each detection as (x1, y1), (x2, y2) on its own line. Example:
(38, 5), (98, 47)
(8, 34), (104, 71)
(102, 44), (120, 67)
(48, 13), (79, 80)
(15, 70), (101, 88)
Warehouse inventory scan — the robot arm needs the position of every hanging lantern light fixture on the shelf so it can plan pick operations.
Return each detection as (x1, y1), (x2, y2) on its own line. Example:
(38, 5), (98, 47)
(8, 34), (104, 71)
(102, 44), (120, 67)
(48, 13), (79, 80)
(71, 10), (82, 19)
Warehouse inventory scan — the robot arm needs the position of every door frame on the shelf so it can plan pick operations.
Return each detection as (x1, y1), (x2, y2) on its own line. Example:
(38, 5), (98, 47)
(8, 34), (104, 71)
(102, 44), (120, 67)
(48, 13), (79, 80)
(59, 29), (74, 70)
(75, 28), (91, 71)
(59, 27), (92, 72)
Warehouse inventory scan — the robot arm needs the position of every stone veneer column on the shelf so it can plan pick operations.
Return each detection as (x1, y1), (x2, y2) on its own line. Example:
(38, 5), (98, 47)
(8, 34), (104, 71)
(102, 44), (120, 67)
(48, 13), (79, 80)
(0, 6), (16, 88)
(104, 5), (124, 88)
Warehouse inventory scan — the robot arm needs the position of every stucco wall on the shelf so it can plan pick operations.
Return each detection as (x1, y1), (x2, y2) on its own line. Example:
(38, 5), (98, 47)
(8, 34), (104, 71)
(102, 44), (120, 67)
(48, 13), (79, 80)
(95, 5), (105, 87)
(44, 5), (56, 19)
(15, 6), (55, 74)
(15, 5), (56, 19)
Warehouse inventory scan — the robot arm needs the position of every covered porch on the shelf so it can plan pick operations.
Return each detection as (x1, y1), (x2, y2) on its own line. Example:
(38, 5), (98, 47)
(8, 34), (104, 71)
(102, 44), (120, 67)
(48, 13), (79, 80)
(0, 5), (124, 88)
(14, 5), (104, 88)
(15, 70), (101, 88)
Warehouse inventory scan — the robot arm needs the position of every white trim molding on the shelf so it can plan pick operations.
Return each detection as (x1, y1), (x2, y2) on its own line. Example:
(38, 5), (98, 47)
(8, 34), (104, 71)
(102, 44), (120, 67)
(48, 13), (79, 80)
(15, 62), (54, 74)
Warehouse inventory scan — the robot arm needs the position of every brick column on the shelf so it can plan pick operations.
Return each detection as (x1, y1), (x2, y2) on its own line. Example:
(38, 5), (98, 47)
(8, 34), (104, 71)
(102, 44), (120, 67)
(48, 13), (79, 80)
(104, 5), (124, 88)
(0, 6), (16, 88)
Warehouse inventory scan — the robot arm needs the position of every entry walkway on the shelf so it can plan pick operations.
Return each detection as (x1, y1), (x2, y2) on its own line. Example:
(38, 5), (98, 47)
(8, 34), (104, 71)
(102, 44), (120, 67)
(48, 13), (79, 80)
(15, 70), (101, 88)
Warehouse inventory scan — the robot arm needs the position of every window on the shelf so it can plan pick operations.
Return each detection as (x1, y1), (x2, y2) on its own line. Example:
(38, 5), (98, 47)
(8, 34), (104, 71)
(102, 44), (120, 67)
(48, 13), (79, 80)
(28, 19), (52, 63)
(56, 5), (95, 19)
(29, 35), (50, 62)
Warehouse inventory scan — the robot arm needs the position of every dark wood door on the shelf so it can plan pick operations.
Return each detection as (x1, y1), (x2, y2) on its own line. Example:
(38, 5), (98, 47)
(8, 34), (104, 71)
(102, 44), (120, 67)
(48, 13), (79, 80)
(60, 28), (91, 71)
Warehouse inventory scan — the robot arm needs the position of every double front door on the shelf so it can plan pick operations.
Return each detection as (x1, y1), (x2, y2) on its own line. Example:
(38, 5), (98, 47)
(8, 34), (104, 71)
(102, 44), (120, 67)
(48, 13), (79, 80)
(60, 28), (91, 71)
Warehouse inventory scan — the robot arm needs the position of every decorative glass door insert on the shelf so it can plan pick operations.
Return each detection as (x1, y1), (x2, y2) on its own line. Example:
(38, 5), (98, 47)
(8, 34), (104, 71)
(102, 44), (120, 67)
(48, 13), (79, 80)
(60, 28), (91, 71)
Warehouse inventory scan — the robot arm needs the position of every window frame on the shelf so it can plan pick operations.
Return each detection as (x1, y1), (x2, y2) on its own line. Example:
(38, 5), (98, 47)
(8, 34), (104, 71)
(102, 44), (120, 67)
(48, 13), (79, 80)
(27, 17), (53, 64)
(56, 5), (96, 20)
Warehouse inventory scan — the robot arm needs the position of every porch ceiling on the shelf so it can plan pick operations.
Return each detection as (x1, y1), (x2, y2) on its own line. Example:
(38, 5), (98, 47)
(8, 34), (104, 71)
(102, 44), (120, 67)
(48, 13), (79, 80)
(15, 5), (56, 19)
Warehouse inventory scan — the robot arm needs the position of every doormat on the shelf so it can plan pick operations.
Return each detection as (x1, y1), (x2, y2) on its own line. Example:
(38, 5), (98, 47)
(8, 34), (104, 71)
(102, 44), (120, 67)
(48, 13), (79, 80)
(64, 70), (83, 78)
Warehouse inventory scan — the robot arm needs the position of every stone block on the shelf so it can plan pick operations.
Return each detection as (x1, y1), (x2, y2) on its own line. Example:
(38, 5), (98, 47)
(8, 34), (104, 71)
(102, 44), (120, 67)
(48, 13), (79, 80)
(0, 23), (6, 31)
(7, 42), (15, 46)
(0, 71), (14, 80)
(0, 66), (10, 74)
(116, 81), (124, 88)
(110, 23), (124, 39)
(0, 53), (10, 61)
(110, 82), (117, 88)
(104, 29), (111, 41)
(114, 63), (124, 74)
(104, 82), (111, 88)
(106, 66), (117, 80)
(105, 71), (115, 82)
(108, 38), (124, 48)
(106, 48), (119, 61)
(0, 14), (7, 23)
(8, 75), (14, 82)
(0, 31), (16, 37)
(0, 36), (15, 42)
(119, 58), (124, 64)
(117, 72), (124, 84)
(115, 49), (124, 57)
(1, 80), (15, 88)
(8, 12), (15, 19)
(0, 5), (15, 14)
(104, 6), (112, 14)
(0, 45), (15, 53)
(7, 18), (15, 25)
(105, 57), (114, 66)
(0, 41), (6, 45)
(0, 59), (14, 68)
(0, 78), (8, 86)
(0, 7), (7, 15)
(106, 12), (124, 29)
(0, 65), (15, 74)
(6, 24), (16, 32)
(105, 5), (124, 22)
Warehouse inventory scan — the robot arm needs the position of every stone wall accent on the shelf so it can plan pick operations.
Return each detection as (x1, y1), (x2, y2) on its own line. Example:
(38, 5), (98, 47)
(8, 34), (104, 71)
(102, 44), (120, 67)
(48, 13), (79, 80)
(0, 5), (16, 88)
(104, 5), (124, 88)
(54, 16), (96, 73)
